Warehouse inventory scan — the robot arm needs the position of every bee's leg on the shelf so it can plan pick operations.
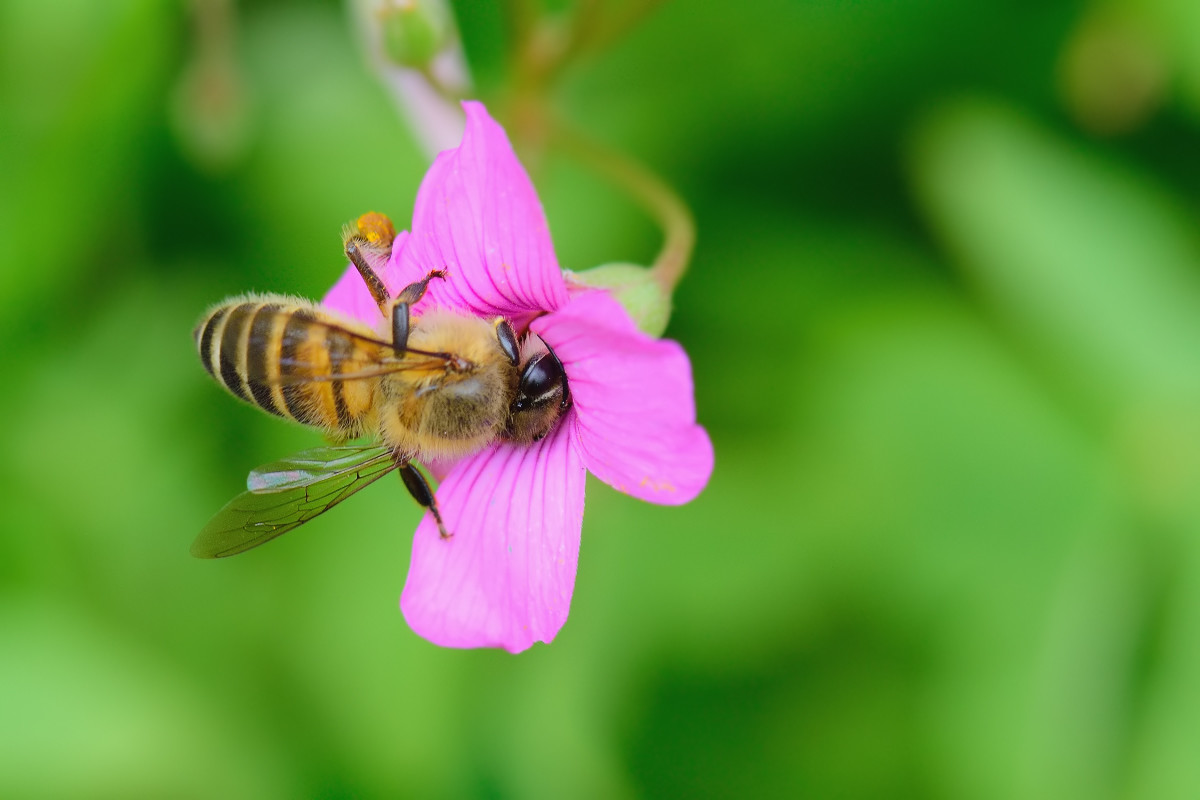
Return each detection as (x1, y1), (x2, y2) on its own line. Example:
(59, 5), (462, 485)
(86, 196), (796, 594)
(390, 270), (448, 351)
(343, 212), (398, 315)
(391, 302), (412, 352)
(395, 269), (447, 305)
(396, 460), (452, 539)
(344, 235), (392, 314)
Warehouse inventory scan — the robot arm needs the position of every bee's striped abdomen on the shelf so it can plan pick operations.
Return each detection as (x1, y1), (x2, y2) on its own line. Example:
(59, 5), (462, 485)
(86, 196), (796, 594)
(195, 296), (380, 437)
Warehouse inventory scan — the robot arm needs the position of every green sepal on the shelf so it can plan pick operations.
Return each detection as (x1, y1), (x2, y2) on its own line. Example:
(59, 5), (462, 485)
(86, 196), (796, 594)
(566, 263), (672, 338)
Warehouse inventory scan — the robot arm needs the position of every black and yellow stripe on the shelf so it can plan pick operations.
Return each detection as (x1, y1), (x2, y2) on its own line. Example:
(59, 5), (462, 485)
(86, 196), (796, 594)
(195, 296), (381, 438)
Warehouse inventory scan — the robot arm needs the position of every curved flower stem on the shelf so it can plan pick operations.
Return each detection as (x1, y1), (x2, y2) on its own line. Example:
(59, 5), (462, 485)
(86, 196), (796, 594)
(553, 123), (695, 293)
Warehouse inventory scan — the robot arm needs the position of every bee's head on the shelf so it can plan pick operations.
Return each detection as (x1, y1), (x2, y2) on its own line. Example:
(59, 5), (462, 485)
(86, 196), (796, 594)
(505, 340), (570, 444)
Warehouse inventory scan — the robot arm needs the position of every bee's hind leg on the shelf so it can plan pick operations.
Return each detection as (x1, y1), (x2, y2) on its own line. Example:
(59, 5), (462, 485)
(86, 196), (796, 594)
(396, 459), (452, 539)
(390, 270), (448, 351)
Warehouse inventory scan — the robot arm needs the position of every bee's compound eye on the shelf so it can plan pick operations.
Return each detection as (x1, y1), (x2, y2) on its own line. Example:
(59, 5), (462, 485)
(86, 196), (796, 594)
(518, 351), (566, 405)
(506, 343), (571, 444)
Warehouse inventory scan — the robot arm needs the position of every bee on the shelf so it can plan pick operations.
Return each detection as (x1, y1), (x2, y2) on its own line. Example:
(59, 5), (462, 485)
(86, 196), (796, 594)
(192, 212), (570, 558)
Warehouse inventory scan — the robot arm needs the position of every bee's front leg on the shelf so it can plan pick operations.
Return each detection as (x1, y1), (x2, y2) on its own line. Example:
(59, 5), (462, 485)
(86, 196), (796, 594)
(343, 212), (398, 315)
(390, 270), (447, 351)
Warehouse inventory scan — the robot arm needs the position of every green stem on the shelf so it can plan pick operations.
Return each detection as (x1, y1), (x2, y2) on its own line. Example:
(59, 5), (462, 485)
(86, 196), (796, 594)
(553, 123), (695, 293)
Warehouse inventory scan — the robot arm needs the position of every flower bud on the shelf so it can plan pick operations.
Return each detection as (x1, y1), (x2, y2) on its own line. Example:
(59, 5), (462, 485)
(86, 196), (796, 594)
(566, 263), (672, 338)
(379, 1), (444, 69)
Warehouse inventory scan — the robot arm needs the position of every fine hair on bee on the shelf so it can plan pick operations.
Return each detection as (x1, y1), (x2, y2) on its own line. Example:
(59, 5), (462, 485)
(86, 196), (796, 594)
(191, 212), (571, 558)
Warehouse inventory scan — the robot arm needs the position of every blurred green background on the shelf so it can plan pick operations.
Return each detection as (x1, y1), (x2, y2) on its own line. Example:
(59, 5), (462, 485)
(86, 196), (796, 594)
(4, 0), (1200, 797)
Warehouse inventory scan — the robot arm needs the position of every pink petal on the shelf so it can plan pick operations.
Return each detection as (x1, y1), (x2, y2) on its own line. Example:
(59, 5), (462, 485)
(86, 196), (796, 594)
(533, 290), (713, 505)
(400, 417), (586, 652)
(396, 101), (569, 319)
(321, 231), (411, 326)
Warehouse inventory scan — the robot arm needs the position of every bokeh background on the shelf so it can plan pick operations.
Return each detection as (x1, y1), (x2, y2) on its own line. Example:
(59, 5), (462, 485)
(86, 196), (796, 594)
(5, 0), (1200, 796)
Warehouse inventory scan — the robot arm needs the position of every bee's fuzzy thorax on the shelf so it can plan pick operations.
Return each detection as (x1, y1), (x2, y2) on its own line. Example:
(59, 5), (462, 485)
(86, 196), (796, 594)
(371, 309), (520, 461)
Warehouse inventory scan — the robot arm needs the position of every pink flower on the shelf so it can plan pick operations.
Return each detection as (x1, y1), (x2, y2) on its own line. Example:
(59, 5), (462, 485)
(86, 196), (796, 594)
(322, 102), (713, 652)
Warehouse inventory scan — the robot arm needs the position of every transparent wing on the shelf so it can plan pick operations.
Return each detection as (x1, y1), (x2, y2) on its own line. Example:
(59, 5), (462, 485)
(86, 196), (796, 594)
(192, 445), (398, 558)
(246, 445), (393, 492)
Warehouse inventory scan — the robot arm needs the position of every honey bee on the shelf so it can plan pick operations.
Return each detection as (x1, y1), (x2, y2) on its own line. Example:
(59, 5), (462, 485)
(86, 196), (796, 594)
(192, 212), (570, 558)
